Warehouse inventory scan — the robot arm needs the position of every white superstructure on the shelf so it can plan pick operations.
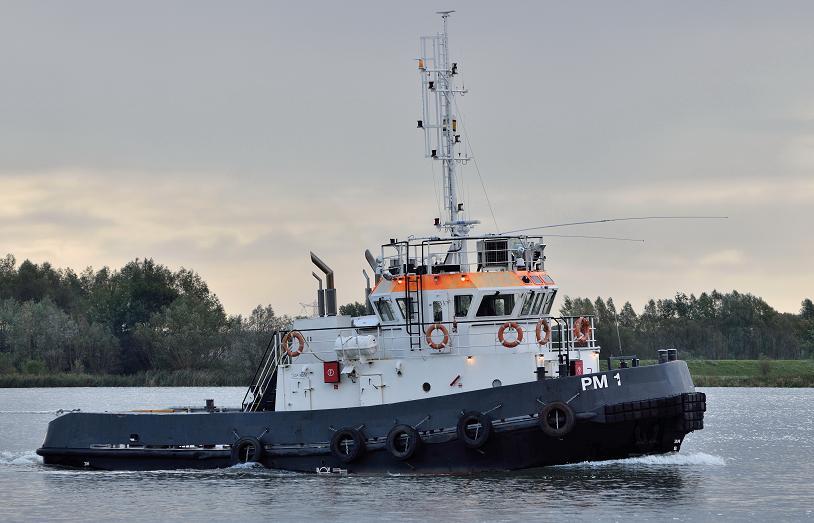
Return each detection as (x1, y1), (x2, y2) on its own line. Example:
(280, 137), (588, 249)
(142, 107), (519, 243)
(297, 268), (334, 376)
(244, 12), (601, 414)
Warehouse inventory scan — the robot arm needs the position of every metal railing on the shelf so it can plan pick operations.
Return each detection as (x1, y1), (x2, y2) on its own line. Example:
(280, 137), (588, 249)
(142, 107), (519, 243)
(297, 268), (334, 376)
(241, 316), (598, 411)
(242, 332), (288, 412)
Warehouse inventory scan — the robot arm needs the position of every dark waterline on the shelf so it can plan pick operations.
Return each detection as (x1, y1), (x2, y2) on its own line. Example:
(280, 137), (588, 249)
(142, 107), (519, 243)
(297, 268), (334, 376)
(1, 387), (812, 522)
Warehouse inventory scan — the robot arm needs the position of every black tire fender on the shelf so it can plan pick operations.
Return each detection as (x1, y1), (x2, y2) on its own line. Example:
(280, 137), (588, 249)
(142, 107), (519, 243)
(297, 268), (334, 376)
(230, 436), (264, 465)
(330, 427), (366, 463)
(456, 411), (493, 449)
(538, 401), (576, 438)
(385, 424), (422, 461)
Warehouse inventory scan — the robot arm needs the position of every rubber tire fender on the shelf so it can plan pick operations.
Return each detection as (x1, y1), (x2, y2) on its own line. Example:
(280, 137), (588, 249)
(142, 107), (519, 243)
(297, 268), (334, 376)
(456, 411), (493, 449)
(385, 424), (422, 461)
(230, 436), (264, 465)
(330, 427), (366, 463)
(538, 401), (576, 438)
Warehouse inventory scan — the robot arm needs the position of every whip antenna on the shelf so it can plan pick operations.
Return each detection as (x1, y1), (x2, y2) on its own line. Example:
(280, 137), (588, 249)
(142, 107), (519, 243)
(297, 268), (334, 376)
(501, 216), (728, 235)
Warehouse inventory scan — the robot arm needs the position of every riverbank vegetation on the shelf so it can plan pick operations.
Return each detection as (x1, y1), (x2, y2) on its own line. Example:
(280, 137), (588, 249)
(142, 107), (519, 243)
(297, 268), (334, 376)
(0, 255), (289, 386)
(0, 254), (812, 387)
(560, 293), (814, 360)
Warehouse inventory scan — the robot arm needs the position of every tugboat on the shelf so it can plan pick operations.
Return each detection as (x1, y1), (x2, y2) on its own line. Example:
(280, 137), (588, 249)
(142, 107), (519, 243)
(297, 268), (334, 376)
(37, 12), (705, 473)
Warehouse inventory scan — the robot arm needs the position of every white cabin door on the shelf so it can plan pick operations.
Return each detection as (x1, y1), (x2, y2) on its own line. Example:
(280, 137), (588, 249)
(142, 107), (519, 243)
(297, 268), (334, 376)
(359, 375), (383, 406)
(424, 292), (450, 349)
(284, 375), (312, 411)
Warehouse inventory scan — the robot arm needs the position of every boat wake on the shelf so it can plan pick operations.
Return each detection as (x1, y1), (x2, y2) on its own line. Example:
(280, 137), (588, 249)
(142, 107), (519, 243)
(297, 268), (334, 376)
(0, 450), (43, 467)
(228, 461), (265, 470)
(560, 452), (725, 468)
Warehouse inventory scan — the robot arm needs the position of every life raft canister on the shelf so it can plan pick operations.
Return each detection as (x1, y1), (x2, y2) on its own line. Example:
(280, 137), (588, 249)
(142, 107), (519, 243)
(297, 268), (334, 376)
(425, 323), (449, 350)
(282, 330), (307, 357)
(330, 427), (366, 463)
(230, 436), (264, 465)
(456, 411), (493, 449)
(497, 322), (523, 348)
(573, 317), (590, 345)
(535, 319), (551, 346)
(538, 401), (576, 438)
(385, 424), (422, 461)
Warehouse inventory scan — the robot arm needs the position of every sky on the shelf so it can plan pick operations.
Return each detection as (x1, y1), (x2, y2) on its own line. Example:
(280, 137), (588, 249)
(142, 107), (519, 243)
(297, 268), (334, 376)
(1, 1), (812, 317)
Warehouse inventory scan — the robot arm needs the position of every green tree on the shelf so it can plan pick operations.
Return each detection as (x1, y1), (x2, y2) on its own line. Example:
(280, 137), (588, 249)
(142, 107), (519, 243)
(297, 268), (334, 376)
(339, 301), (368, 317)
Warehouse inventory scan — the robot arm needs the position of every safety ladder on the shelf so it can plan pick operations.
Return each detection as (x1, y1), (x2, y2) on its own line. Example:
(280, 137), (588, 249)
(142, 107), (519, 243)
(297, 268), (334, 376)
(242, 332), (288, 412)
(404, 274), (423, 349)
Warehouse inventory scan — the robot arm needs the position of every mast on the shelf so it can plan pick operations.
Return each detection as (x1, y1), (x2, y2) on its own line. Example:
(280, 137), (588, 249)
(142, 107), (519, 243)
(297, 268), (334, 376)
(418, 11), (478, 242)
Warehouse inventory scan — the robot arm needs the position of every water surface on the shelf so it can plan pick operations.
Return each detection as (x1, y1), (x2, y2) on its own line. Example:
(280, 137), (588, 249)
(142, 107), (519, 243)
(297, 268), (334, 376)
(1, 387), (811, 522)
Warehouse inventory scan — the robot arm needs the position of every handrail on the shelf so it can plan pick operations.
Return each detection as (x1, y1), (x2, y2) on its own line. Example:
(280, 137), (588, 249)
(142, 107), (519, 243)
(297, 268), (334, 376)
(278, 315), (598, 362)
(242, 331), (282, 412)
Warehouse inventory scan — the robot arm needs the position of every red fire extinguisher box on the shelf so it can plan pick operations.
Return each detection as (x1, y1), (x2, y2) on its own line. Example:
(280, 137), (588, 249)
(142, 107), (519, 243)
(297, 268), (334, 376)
(324, 361), (340, 383)
(569, 360), (584, 376)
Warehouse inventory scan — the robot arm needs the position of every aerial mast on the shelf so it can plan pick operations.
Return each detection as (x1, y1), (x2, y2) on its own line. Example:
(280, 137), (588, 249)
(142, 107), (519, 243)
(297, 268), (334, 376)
(418, 11), (478, 240)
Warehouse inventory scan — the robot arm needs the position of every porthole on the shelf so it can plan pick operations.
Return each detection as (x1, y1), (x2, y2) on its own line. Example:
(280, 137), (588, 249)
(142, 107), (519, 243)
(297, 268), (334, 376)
(422, 382), (431, 392)
(492, 379), (502, 388)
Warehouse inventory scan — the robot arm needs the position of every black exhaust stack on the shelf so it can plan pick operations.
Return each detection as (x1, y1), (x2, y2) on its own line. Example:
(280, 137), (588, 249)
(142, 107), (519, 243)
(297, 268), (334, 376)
(311, 252), (336, 316)
(312, 272), (326, 317)
(363, 269), (373, 315)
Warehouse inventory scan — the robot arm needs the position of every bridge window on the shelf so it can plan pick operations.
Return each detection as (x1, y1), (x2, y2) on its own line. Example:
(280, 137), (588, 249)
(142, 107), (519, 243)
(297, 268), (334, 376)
(520, 292), (535, 316)
(396, 297), (417, 321)
(543, 290), (557, 314)
(454, 294), (472, 317)
(376, 298), (396, 322)
(476, 294), (515, 317)
(432, 301), (443, 322)
(531, 293), (545, 315)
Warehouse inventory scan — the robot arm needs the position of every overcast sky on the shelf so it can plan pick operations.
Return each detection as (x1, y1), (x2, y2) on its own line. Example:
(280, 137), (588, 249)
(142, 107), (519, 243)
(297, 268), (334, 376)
(1, 1), (812, 316)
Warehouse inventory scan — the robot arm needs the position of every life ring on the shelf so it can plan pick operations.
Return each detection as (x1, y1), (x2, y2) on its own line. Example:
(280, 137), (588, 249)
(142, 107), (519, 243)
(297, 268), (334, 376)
(386, 424), (421, 461)
(497, 322), (523, 348)
(535, 319), (551, 346)
(425, 323), (449, 350)
(230, 436), (264, 465)
(330, 427), (366, 463)
(538, 401), (576, 438)
(573, 317), (590, 345)
(456, 411), (493, 449)
(282, 330), (306, 357)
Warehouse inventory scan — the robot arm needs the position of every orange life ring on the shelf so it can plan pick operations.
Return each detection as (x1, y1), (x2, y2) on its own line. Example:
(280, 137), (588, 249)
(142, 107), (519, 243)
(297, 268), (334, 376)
(425, 323), (449, 350)
(573, 317), (591, 345)
(535, 319), (551, 345)
(498, 321), (523, 348)
(282, 330), (306, 357)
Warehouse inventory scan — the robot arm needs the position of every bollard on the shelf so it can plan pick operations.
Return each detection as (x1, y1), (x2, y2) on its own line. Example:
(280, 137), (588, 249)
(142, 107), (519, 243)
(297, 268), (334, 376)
(658, 349), (669, 364)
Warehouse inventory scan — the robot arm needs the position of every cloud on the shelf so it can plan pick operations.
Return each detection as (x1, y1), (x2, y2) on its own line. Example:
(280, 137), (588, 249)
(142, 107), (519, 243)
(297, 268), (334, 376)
(698, 249), (746, 267)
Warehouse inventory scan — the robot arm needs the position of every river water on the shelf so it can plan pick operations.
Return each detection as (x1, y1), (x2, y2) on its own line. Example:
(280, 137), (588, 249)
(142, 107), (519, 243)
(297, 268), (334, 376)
(0, 387), (811, 522)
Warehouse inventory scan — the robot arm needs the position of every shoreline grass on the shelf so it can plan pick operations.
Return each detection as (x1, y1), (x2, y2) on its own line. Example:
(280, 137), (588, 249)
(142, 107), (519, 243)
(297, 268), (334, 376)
(1, 359), (812, 388)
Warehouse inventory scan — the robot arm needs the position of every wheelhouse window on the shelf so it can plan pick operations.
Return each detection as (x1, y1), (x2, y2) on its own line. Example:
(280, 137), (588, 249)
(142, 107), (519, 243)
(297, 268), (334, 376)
(519, 292), (535, 316)
(432, 301), (443, 322)
(454, 294), (473, 317)
(531, 292), (545, 315)
(476, 294), (516, 317)
(543, 290), (557, 314)
(396, 297), (416, 320)
(376, 298), (396, 322)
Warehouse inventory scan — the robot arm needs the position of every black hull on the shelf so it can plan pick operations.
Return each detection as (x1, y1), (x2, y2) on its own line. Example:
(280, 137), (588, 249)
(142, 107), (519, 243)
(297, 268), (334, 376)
(37, 362), (705, 473)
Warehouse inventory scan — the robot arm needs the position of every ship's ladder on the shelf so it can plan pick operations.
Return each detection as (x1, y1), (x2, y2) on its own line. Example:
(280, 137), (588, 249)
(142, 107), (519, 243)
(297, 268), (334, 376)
(242, 332), (289, 412)
(404, 274), (423, 349)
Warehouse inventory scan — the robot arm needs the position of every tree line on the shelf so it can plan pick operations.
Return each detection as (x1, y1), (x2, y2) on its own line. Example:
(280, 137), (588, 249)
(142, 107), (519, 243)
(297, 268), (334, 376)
(0, 254), (290, 379)
(559, 292), (814, 360)
(1, 253), (811, 382)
